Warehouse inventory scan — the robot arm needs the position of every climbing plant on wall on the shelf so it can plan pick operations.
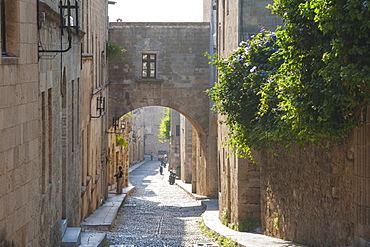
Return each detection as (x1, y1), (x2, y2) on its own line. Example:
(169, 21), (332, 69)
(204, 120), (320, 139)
(208, 0), (370, 159)
(106, 40), (126, 61)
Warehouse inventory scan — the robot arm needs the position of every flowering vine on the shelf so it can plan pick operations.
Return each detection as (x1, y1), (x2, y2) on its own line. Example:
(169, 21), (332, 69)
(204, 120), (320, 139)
(207, 0), (370, 159)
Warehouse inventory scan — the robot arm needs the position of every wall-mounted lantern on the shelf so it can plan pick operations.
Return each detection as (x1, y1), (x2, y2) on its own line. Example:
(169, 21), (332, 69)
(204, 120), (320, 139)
(38, 0), (80, 55)
(113, 117), (120, 130)
(106, 117), (122, 134)
(120, 119), (126, 130)
(90, 96), (105, 118)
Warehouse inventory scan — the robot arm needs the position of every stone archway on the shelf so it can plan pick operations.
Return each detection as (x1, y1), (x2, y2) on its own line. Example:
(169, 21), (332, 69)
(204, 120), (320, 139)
(107, 22), (218, 197)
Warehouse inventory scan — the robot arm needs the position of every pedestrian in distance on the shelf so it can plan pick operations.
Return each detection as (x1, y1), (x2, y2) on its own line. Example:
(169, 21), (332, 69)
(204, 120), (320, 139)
(151, 152), (153, 160)
(114, 166), (123, 194)
(159, 165), (163, 175)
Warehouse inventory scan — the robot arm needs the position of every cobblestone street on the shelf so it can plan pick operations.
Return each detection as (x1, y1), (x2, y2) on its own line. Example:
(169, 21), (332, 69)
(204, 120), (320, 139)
(107, 159), (219, 247)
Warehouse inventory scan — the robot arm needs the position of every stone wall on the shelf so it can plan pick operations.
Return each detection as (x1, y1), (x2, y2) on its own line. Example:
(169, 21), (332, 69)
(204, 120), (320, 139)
(138, 106), (169, 156)
(169, 110), (181, 171)
(108, 22), (218, 197)
(128, 108), (145, 165)
(107, 118), (131, 192)
(38, 0), (83, 244)
(80, 0), (109, 222)
(352, 119), (370, 245)
(258, 118), (370, 246)
(108, 22), (211, 135)
(212, 0), (369, 245)
(239, 0), (282, 40)
(260, 143), (356, 245)
(180, 115), (193, 183)
(80, 0), (110, 221)
(0, 1), (40, 245)
(0, 0), (110, 245)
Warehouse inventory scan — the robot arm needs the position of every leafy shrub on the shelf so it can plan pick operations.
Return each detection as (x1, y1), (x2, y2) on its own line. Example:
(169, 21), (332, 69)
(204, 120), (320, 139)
(207, 0), (370, 159)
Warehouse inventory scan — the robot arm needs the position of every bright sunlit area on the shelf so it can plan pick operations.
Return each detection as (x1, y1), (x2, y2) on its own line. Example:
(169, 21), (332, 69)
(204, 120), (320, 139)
(108, 0), (204, 22)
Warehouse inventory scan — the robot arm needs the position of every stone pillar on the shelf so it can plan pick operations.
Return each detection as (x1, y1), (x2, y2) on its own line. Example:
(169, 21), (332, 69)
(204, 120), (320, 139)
(169, 110), (181, 171)
(180, 115), (193, 183)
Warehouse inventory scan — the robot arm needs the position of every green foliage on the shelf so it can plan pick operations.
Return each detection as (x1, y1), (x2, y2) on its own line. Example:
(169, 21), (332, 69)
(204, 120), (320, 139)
(115, 134), (128, 147)
(124, 112), (134, 118)
(207, 30), (284, 157)
(101, 238), (110, 247)
(106, 40), (126, 61)
(198, 220), (238, 247)
(158, 108), (171, 141)
(221, 208), (229, 225)
(207, 1), (370, 159)
(273, 213), (279, 230)
(238, 217), (261, 232)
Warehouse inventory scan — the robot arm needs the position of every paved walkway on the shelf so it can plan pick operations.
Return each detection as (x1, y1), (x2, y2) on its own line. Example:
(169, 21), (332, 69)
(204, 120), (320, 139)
(81, 156), (306, 247)
(107, 157), (219, 246)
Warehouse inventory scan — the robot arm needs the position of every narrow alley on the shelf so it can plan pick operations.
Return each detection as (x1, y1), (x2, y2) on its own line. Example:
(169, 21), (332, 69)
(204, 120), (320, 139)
(106, 158), (219, 246)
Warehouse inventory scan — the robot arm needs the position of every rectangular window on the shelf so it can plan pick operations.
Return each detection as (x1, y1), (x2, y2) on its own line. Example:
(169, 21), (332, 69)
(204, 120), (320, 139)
(1, 0), (5, 55)
(176, 125), (180, 136)
(142, 54), (156, 78)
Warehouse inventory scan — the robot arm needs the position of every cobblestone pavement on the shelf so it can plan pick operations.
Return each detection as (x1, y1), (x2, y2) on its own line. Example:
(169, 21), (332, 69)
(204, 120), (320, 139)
(107, 160), (219, 247)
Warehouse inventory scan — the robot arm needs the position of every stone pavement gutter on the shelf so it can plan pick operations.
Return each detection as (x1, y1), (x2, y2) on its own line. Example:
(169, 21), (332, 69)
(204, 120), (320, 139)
(175, 180), (307, 247)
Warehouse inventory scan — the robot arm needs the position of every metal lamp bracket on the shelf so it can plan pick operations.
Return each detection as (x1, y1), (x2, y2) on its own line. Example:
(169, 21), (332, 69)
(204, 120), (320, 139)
(38, 0), (80, 54)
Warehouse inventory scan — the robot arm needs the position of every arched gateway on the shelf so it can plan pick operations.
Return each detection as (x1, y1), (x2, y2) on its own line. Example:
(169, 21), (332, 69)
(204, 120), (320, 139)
(108, 22), (218, 197)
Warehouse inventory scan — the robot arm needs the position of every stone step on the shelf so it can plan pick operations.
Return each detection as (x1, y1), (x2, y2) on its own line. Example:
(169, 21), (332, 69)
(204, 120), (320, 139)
(80, 193), (126, 231)
(80, 232), (107, 247)
(60, 227), (81, 247)
(61, 219), (68, 236)
(359, 237), (370, 247)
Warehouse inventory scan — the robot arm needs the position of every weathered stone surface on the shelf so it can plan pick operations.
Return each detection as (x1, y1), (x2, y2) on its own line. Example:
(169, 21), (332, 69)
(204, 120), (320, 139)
(108, 22), (211, 135)
(107, 22), (219, 198)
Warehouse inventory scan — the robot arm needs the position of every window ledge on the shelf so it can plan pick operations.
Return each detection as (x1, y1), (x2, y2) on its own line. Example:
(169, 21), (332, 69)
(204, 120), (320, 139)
(136, 78), (163, 83)
(1, 56), (19, 65)
(82, 53), (93, 60)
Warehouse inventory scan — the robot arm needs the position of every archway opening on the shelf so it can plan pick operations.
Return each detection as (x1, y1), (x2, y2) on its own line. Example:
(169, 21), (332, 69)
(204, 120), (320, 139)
(106, 106), (206, 194)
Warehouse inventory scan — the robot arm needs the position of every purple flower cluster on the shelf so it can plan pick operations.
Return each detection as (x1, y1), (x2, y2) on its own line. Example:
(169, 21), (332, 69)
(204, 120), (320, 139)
(238, 55), (244, 64)
(271, 47), (280, 53)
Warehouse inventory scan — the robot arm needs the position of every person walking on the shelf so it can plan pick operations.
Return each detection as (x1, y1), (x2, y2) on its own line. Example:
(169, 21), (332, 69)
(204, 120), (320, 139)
(114, 166), (123, 194)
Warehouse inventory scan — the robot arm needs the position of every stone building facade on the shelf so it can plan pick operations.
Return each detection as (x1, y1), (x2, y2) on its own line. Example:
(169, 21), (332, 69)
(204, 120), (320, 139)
(180, 114), (193, 183)
(212, 0), (370, 246)
(107, 117), (131, 191)
(128, 108), (145, 165)
(37, 1), (83, 244)
(108, 22), (218, 198)
(0, 1), (40, 246)
(138, 106), (169, 158)
(169, 110), (181, 172)
(0, 0), (110, 246)
(80, 0), (110, 222)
